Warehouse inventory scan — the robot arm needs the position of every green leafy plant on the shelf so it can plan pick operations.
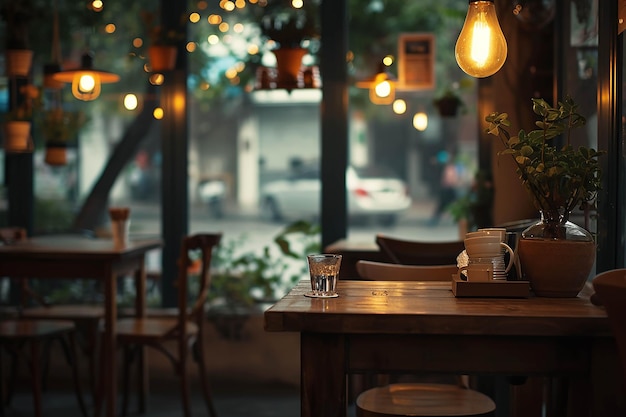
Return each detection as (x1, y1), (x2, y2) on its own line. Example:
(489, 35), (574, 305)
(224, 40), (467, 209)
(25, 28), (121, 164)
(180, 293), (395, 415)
(4, 84), (41, 122)
(258, 1), (319, 49)
(209, 219), (321, 311)
(485, 97), (604, 215)
(140, 10), (184, 46)
(40, 108), (88, 145)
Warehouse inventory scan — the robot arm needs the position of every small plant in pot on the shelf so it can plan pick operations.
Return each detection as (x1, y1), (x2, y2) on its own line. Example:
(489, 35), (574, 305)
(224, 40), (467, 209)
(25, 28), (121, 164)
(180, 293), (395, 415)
(140, 10), (184, 72)
(1, 1), (35, 77)
(485, 97), (604, 297)
(3, 84), (40, 153)
(41, 107), (87, 166)
(257, 0), (320, 89)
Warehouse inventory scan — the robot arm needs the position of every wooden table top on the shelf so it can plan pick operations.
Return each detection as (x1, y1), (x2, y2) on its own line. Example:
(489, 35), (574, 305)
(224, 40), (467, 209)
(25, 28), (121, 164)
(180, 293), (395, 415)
(265, 280), (610, 337)
(0, 235), (162, 260)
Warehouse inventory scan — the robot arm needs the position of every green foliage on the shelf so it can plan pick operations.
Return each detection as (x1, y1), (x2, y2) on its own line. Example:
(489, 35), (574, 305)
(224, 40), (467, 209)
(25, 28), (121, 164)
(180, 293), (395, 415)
(209, 220), (321, 311)
(485, 97), (604, 214)
(40, 108), (88, 145)
(257, 0), (320, 49)
(447, 170), (494, 230)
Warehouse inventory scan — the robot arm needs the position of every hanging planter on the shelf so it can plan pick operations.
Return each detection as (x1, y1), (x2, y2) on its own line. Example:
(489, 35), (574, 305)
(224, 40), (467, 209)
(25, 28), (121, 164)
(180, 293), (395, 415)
(41, 108), (86, 165)
(273, 47), (307, 89)
(3, 121), (32, 153)
(148, 45), (177, 72)
(44, 143), (68, 166)
(5, 49), (34, 78)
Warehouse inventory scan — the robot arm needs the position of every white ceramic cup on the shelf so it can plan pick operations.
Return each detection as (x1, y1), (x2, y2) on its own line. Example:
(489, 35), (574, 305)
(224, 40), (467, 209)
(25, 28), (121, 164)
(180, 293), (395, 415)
(466, 228), (507, 242)
(478, 227), (507, 242)
(459, 263), (493, 282)
(464, 235), (502, 256)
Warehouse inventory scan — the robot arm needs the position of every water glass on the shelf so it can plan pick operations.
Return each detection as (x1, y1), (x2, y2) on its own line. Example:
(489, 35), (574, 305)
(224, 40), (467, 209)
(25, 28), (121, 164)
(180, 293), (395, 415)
(307, 254), (342, 298)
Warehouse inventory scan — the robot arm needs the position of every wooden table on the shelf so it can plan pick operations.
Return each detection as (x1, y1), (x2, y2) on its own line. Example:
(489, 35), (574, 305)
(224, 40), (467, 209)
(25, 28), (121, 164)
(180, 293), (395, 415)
(0, 235), (162, 417)
(265, 280), (623, 417)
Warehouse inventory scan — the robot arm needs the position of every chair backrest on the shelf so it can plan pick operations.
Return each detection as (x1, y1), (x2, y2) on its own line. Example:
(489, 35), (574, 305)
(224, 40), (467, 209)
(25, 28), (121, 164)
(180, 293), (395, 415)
(592, 269), (626, 389)
(375, 234), (464, 265)
(356, 260), (458, 281)
(176, 233), (222, 332)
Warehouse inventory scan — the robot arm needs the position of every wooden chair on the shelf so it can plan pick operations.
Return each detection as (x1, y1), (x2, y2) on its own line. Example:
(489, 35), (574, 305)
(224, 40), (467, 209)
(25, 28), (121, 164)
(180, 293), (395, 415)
(356, 260), (458, 281)
(0, 227), (104, 400)
(375, 234), (465, 266)
(354, 261), (496, 417)
(592, 269), (626, 389)
(0, 319), (88, 417)
(108, 233), (222, 417)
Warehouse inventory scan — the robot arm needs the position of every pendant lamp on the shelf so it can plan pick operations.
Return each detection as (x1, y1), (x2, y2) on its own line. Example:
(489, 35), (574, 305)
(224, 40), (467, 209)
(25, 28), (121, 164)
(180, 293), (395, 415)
(455, 0), (507, 78)
(356, 62), (396, 105)
(52, 52), (119, 101)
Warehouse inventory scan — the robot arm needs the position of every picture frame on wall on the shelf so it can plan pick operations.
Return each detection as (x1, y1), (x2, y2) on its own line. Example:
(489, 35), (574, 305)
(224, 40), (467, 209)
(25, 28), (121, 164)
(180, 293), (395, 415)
(398, 33), (435, 91)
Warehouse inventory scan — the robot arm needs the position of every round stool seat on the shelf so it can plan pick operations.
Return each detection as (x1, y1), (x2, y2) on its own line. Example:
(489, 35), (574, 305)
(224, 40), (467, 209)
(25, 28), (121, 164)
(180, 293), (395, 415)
(356, 383), (496, 417)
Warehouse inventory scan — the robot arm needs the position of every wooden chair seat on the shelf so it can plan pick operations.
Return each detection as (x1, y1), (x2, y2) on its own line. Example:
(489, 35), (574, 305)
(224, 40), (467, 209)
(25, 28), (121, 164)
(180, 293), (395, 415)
(115, 317), (198, 339)
(0, 319), (88, 417)
(356, 383), (496, 417)
(20, 305), (104, 318)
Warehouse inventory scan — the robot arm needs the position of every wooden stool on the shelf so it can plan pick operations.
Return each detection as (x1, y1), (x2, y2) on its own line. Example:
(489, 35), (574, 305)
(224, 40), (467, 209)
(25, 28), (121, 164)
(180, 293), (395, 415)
(356, 383), (496, 417)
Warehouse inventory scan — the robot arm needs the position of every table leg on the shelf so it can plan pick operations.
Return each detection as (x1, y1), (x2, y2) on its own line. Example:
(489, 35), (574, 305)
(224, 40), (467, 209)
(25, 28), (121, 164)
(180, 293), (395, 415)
(590, 338), (625, 416)
(103, 270), (117, 417)
(300, 333), (346, 417)
(134, 261), (148, 413)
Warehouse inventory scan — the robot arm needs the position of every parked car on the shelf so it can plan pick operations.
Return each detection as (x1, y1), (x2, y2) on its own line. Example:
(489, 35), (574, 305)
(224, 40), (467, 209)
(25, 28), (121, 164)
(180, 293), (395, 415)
(197, 179), (227, 218)
(260, 165), (411, 226)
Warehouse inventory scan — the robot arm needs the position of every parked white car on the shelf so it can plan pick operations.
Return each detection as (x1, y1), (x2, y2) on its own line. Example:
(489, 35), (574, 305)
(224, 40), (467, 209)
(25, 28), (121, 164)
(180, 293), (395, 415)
(261, 166), (411, 226)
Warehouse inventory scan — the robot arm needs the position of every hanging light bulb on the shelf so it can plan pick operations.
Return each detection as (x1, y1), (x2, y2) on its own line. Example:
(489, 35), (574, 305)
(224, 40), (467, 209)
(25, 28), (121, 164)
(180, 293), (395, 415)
(455, 0), (507, 78)
(356, 61), (396, 105)
(413, 112), (428, 131)
(53, 52), (120, 101)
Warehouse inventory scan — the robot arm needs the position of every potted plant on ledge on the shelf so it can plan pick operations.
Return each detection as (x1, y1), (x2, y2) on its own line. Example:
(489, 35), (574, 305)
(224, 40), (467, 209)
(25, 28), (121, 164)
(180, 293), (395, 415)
(485, 97), (604, 297)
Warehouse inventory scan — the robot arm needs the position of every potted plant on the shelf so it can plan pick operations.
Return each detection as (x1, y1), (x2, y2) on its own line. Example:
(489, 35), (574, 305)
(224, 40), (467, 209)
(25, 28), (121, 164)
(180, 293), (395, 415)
(433, 89), (464, 117)
(140, 10), (183, 72)
(1, 1), (34, 77)
(485, 96), (604, 297)
(258, 1), (319, 89)
(3, 84), (40, 153)
(40, 107), (87, 165)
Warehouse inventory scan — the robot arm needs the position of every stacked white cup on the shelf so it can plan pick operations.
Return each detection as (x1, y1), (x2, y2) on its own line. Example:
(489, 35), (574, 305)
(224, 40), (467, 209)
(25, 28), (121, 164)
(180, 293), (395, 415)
(462, 228), (514, 281)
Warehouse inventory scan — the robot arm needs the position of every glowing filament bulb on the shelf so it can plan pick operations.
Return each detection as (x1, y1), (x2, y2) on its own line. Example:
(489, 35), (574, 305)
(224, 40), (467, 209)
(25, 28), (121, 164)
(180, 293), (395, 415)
(455, 0), (507, 78)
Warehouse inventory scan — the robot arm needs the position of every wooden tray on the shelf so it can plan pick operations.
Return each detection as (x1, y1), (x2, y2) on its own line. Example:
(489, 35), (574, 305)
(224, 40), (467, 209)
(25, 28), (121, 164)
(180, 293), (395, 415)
(451, 275), (530, 298)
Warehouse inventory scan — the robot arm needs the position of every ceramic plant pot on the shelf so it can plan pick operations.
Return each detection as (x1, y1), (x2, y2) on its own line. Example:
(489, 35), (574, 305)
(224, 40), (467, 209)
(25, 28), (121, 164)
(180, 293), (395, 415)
(518, 210), (596, 297)
(3, 121), (32, 153)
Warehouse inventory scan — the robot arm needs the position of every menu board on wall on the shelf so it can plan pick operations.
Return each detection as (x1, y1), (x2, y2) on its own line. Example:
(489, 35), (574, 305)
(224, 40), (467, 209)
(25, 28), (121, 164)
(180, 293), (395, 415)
(398, 33), (435, 91)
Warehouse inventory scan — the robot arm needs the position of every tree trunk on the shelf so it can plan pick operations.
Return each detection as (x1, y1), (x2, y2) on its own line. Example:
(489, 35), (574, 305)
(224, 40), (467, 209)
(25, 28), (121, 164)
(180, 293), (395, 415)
(72, 83), (159, 231)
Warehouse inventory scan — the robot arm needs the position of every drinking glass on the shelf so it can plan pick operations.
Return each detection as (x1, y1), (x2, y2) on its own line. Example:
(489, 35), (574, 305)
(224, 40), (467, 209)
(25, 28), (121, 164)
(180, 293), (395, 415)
(306, 254), (342, 298)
